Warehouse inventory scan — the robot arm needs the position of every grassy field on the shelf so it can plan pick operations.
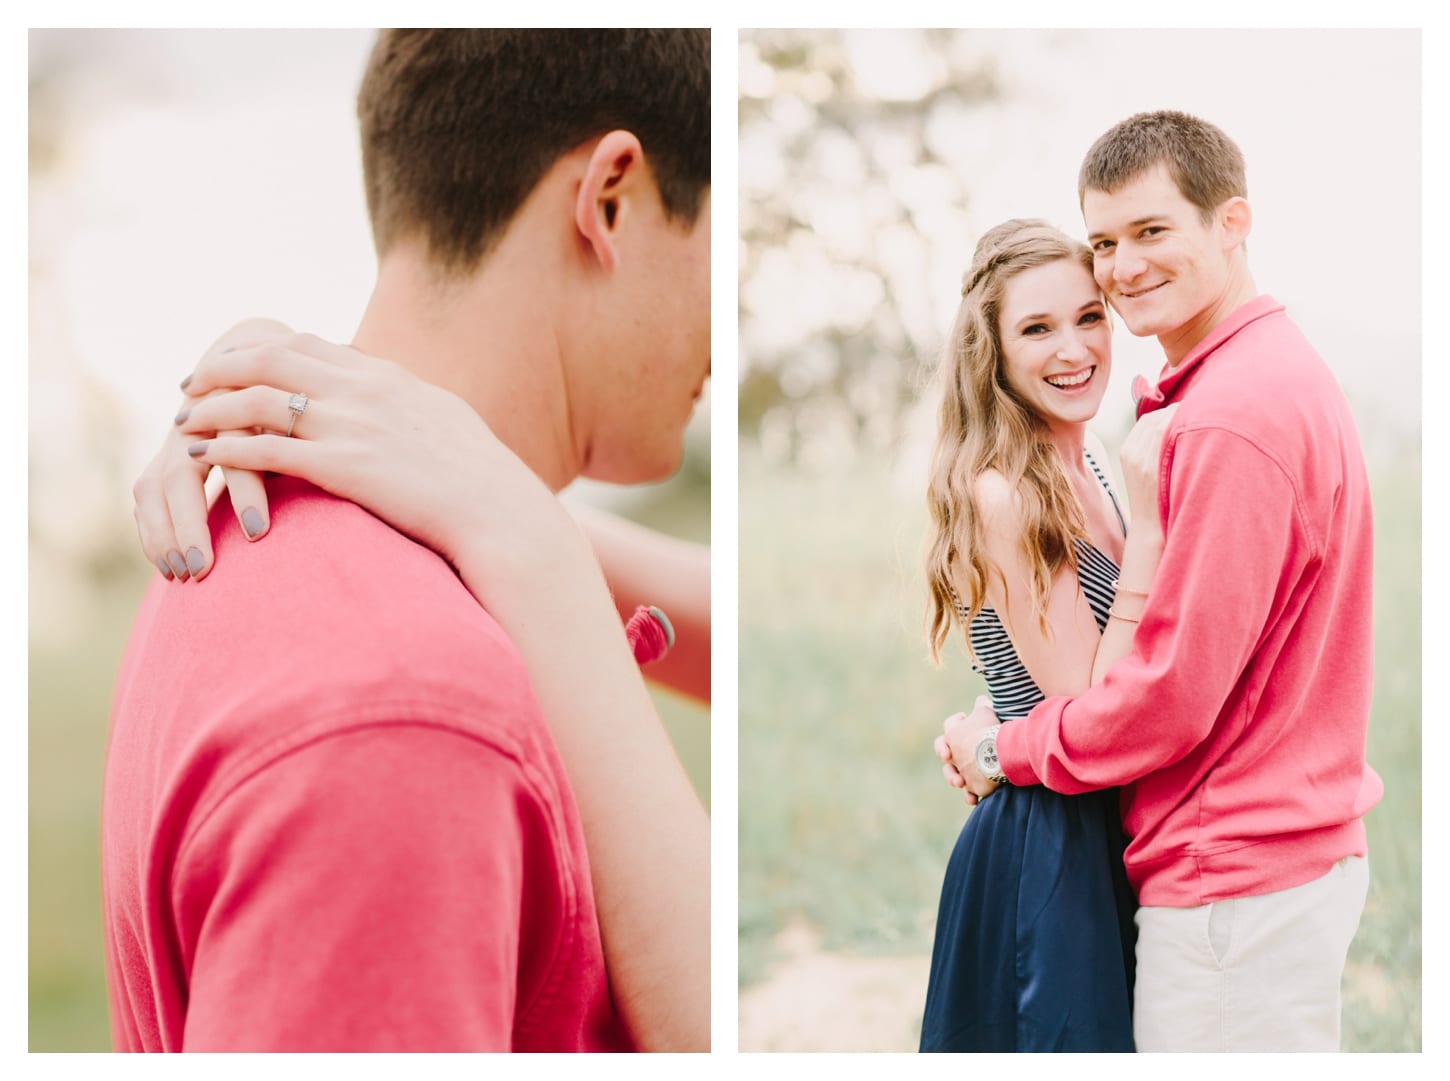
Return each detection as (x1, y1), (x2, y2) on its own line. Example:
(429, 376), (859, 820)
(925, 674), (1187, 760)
(27, 579), (133, 1052)
(739, 447), (1421, 1051)
(28, 479), (709, 1052)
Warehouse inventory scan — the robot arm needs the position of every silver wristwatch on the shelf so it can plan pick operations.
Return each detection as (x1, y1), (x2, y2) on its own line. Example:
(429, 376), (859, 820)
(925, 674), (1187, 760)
(974, 724), (1008, 784)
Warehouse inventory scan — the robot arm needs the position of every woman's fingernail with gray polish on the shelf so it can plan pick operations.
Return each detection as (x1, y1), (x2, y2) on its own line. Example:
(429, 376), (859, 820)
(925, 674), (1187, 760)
(156, 556), (174, 580)
(188, 442), (208, 458)
(180, 374), (192, 390)
(241, 507), (265, 539)
(174, 407), (190, 425)
(186, 548), (205, 576)
(166, 550), (188, 578)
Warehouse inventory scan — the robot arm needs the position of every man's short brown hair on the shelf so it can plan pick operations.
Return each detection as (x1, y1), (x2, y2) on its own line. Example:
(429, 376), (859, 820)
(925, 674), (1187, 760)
(357, 29), (710, 272)
(1078, 110), (1246, 222)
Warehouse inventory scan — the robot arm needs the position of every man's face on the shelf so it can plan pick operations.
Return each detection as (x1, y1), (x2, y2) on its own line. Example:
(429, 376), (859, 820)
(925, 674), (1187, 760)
(1083, 163), (1235, 348)
(587, 190), (711, 484)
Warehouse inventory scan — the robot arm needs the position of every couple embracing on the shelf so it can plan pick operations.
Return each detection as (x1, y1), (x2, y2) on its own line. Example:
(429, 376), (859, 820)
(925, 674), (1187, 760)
(918, 110), (1381, 1052)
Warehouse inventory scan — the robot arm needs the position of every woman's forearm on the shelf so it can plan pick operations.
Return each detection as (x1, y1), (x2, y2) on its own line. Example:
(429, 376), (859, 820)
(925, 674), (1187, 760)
(1090, 526), (1163, 686)
(1089, 406), (1176, 686)
(571, 504), (710, 703)
(455, 519), (710, 1052)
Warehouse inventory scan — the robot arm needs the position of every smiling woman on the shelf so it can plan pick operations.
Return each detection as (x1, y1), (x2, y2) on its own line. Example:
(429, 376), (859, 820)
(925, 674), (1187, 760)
(918, 218), (1174, 1051)
(997, 260), (1113, 430)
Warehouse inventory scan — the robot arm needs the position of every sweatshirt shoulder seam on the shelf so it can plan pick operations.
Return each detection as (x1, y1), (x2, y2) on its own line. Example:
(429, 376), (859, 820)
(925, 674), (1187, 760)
(1171, 423), (1321, 557)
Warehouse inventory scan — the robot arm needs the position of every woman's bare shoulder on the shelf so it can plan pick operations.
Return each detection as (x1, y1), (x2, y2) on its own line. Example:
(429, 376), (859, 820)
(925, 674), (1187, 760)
(971, 468), (1024, 537)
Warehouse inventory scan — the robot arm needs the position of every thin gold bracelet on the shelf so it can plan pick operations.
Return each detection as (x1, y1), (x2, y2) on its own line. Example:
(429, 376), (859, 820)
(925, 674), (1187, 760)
(1108, 608), (1141, 623)
(1111, 581), (1150, 598)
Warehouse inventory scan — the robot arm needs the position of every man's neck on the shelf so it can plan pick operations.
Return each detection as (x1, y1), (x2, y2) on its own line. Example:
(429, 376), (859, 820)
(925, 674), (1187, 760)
(351, 241), (581, 492)
(1159, 262), (1259, 369)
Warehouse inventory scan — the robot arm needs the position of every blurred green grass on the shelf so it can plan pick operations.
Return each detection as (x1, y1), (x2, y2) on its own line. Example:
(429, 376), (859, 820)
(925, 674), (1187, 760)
(739, 446), (1420, 1051)
(29, 478), (710, 1052)
(28, 579), (134, 1051)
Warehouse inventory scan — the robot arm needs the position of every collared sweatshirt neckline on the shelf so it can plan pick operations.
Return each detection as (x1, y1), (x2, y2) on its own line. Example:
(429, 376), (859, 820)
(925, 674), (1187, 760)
(1132, 294), (1285, 418)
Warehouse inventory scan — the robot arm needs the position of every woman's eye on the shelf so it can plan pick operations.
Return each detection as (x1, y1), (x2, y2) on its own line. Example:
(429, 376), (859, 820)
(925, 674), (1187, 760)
(1023, 324), (1048, 336)
(1093, 240), (1115, 253)
(1079, 312), (1104, 326)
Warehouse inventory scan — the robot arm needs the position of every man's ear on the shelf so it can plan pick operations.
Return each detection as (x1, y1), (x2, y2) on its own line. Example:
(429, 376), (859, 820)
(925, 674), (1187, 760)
(1219, 195), (1252, 252)
(575, 129), (647, 272)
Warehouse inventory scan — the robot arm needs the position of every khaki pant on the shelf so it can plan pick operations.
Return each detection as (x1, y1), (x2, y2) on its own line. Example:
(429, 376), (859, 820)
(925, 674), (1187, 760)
(1133, 856), (1369, 1051)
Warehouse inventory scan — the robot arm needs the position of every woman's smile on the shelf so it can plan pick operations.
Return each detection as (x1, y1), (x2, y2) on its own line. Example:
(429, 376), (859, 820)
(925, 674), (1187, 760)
(1044, 364), (1097, 392)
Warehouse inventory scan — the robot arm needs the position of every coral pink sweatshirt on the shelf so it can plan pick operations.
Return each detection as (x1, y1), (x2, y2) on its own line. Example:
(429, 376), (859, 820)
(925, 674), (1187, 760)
(104, 479), (633, 1051)
(997, 296), (1383, 907)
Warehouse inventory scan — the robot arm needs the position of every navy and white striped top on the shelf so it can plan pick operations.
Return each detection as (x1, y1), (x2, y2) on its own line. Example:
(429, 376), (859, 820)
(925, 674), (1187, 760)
(958, 450), (1127, 721)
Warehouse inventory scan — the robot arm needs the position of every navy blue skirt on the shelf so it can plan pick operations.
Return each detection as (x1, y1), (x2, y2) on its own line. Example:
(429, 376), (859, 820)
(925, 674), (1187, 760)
(919, 783), (1137, 1052)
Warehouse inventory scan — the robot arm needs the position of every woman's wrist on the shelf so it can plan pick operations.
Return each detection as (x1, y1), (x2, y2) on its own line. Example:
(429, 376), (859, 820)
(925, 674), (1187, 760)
(1113, 524), (1163, 596)
(454, 501), (600, 612)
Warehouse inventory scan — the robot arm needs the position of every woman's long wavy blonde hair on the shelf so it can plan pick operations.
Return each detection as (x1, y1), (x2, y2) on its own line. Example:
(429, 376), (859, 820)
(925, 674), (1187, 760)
(925, 219), (1097, 662)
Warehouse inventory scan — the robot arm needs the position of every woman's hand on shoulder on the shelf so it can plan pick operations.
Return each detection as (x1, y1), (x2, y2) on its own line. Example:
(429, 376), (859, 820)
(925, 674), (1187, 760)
(175, 332), (566, 578)
(133, 320), (571, 586)
(133, 319), (295, 581)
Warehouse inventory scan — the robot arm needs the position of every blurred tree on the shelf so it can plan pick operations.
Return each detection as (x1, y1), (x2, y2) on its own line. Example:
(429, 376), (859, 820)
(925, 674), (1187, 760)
(739, 30), (1002, 467)
(30, 36), (149, 649)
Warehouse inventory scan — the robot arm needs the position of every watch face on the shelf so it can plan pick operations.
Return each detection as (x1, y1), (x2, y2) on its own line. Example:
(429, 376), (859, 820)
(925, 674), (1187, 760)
(975, 739), (999, 776)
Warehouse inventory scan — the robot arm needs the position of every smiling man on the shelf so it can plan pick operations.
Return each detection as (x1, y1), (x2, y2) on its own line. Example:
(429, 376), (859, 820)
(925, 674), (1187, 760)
(943, 111), (1381, 1052)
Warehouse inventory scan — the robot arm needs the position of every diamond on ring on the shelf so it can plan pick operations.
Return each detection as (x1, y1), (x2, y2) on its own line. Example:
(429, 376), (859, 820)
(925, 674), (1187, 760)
(286, 392), (309, 438)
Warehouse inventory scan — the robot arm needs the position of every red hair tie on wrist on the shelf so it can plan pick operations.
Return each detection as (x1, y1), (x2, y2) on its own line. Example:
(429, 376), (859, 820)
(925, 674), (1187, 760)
(625, 605), (674, 665)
